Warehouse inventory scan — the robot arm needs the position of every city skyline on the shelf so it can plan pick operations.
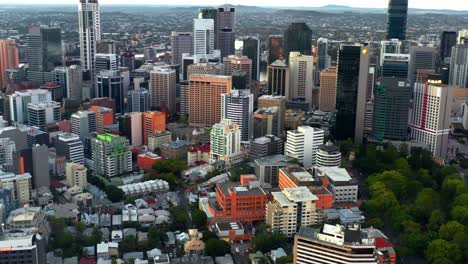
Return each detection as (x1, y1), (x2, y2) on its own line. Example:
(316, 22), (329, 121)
(0, 0), (467, 10)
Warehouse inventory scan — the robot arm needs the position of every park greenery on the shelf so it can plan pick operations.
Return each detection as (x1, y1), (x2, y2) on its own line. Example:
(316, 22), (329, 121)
(144, 158), (187, 189)
(88, 175), (125, 202)
(349, 143), (468, 263)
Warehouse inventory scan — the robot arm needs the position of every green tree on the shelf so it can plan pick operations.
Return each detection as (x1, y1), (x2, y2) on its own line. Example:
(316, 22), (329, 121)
(201, 231), (218, 242)
(105, 185), (125, 202)
(428, 210), (446, 231)
(425, 239), (462, 264)
(367, 170), (407, 199)
(169, 206), (188, 231)
(192, 209), (207, 229)
(205, 238), (230, 257)
(148, 226), (168, 249)
(276, 255), (293, 264)
(412, 188), (441, 223)
(251, 232), (287, 253)
(120, 235), (137, 253)
(450, 206), (468, 226)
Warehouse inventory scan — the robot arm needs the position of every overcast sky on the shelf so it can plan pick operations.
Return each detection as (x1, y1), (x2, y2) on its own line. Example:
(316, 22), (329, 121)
(0, 0), (467, 10)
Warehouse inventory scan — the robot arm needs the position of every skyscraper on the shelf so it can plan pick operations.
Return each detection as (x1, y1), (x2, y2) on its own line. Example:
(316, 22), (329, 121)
(71, 110), (96, 140)
(372, 77), (411, 142)
(335, 45), (370, 143)
(120, 51), (135, 72)
(89, 106), (113, 133)
(268, 35), (283, 64)
(95, 53), (118, 74)
(223, 55), (252, 89)
(0, 39), (19, 89)
(193, 19), (215, 61)
(78, 0), (101, 80)
(217, 7), (236, 58)
(449, 44), (468, 88)
(439, 31), (457, 63)
(408, 46), (436, 84)
(221, 89), (254, 142)
(283, 23), (312, 63)
(386, 0), (408, 40)
(410, 79), (453, 158)
(56, 133), (85, 165)
(380, 53), (410, 79)
(143, 111), (166, 146)
(379, 39), (402, 65)
(317, 38), (330, 71)
(288, 52), (314, 102)
(149, 66), (177, 113)
(66, 65), (83, 101)
(171, 32), (193, 66)
(267, 60), (289, 96)
(91, 133), (132, 178)
(96, 70), (124, 113)
(28, 102), (61, 129)
(242, 37), (260, 81)
(258, 95), (286, 137)
(189, 74), (232, 128)
(285, 126), (324, 168)
(318, 67), (337, 112)
(210, 119), (243, 167)
(127, 88), (150, 112)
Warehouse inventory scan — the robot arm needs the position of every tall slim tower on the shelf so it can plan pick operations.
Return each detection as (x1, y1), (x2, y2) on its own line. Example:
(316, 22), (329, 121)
(217, 7), (236, 58)
(449, 44), (468, 88)
(288, 52), (314, 101)
(193, 19), (215, 61)
(283, 23), (312, 63)
(149, 66), (177, 113)
(242, 37), (260, 81)
(386, 0), (408, 40)
(78, 0), (101, 80)
(171, 32), (193, 66)
(0, 39), (19, 89)
(221, 89), (254, 142)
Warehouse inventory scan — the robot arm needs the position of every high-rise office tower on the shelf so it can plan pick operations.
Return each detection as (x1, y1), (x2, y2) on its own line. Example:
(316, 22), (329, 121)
(27, 26), (63, 84)
(335, 45), (370, 143)
(410, 79), (453, 158)
(210, 119), (241, 164)
(91, 133), (132, 178)
(149, 66), (176, 113)
(372, 77), (411, 142)
(95, 53), (118, 74)
(319, 67), (337, 112)
(242, 37), (260, 81)
(9, 89), (53, 125)
(66, 65), (83, 101)
(120, 51), (135, 72)
(317, 38), (330, 71)
(380, 53), (410, 79)
(71, 110), (97, 139)
(254, 108), (281, 138)
(449, 44), (468, 88)
(288, 52), (314, 102)
(189, 74), (232, 128)
(0, 39), (19, 89)
(143, 111), (166, 146)
(267, 60), (289, 96)
(179, 81), (189, 116)
(96, 70), (124, 113)
(268, 35), (283, 64)
(223, 55), (252, 89)
(199, 7), (218, 42)
(0, 138), (15, 168)
(56, 133), (85, 165)
(127, 88), (150, 112)
(193, 19), (215, 61)
(217, 7), (236, 58)
(284, 126), (324, 168)
(408, 46), (436, 83)
(118, 112), (143, 146)
(379, 39), (402, 65)
(386, 0), (408, 40)
(283, 23), (312, 63)
(171, 32), (193, 66)
(258, 95), (286, 137)
(221, 89), (254, 142)
(28, 101), (61, 129)
(65, 162), (87, 188)
(78, 0), (101, 80)
(89, 106), (113, 133)
(439, 31), (457, 63)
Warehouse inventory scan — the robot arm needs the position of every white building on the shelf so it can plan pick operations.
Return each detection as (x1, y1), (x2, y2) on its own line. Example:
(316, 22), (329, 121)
(78, 0), (101, 79)
(27, 101), (61, 128)
(379, 39), (402, 66)
(409, 80), (453, 158)
(9, 89), (52, 125)
(316, 141), (341, 167)
(449, 44), (468, 88)
(210, 119), (243, 167)
(313, 166), (358, 202)
(288, 52), (314, 104)
(0, 138), (15, 168)
(71, 110), (97, 140)
(193, 18), (215, 61)
(285, 126), (324, 168)
(66, 162), (87, 189)
(221, 89), (253, 142)
(266, 186), (320, 237)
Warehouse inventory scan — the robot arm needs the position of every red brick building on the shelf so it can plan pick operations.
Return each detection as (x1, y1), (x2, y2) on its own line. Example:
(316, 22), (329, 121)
(137, 152), (164, 171)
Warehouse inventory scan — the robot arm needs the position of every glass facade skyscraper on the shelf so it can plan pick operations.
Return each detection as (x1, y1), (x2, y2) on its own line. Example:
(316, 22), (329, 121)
(283, 23), (312, 63)
(386, 0), (408, 40)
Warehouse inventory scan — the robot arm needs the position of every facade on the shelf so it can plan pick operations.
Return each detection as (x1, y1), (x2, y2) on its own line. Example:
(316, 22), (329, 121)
(0, 172), (32, 205)
(217, 7), (236, 58)
(66, 162), (87, 188)
(179, 81), (189, 116)
(249, 135), (283, 160)
(137, 152), (163, 172)
(313, 166), (358, 202)
(288, 52), (314, 102)
(89, 106), (113, 133)
(334, 45), (370, 143)
(193, 18), (215, 61)
(449, 44), (468, 88)
(408, 46), (436, 84)
(242, 37), (260, 81)
(79, 0), (101, 79)
(221, 89), (253, 142)
(186, 63), (223, 80)
(257, 95), (286, 136)
(27, 102), (61, 129)
(409, 80), (453, 158)
(317, 38), (331, 71)
(171, 32), (193, 66)
(210, 119), (242, 166)
(0, 138), (15, 168)
(187, 144), (210, 166)
(283, 23), (312, 63)
(224, 55), (252, 89)
(55, 133), (85, 164)
(120, 51), (135, 72)
(316, 141), (341, 167)
(268, 35), (283, 64)
(118, 112), (143, 146)
(9, 89), (52, 125)
(91, 134), (132, 178)
(294, 225), (395, 264)
(95, 53), (118, 73)
(266, 187), (319, 237)
(0, 39), (19, 89)
(189, 74), (232, 128)
(209, 178), (268, 222)
(160, 139), (192, 160)
(386, 0), (408, 40)
(267, 60), (289, 97)
(253, 107), (281, 139)
(440, 31), (457, 62)
(149, 66), (177, 113)
(66, 65), (83, 100)
(381, 53), (410, 79)
(71, 110), (97, 139)
(96, 70), (124, 113)
(319, 67), (337, 112)
(0, 233), (46, 264)
(143, 111), (166, 146)
(127, 88), (150, 112)
(253, 154), (292, 187)
(148, 130), (172, 152)
(372, 77), (411, 141)
(285, 126), (324, 168)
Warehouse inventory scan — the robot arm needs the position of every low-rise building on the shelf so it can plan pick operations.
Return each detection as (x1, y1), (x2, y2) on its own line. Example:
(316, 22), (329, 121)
(249, 135), (283, 160)
(160, 139), (192, 160)
(187, 144), (210, 166)
(0, 230), (47, 264)
(96, 242), (119, 259)
(313, 166), (358, 202)
(148, 130), (172, 152)
(253, 154), (292, 187)
(137, 152), (164, 171)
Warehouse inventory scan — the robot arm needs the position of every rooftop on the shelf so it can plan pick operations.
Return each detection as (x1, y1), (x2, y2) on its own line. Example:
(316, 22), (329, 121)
(218, 182), (266, 197)
(254, 154), (292, 166)
(315, 166), (352, 183)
